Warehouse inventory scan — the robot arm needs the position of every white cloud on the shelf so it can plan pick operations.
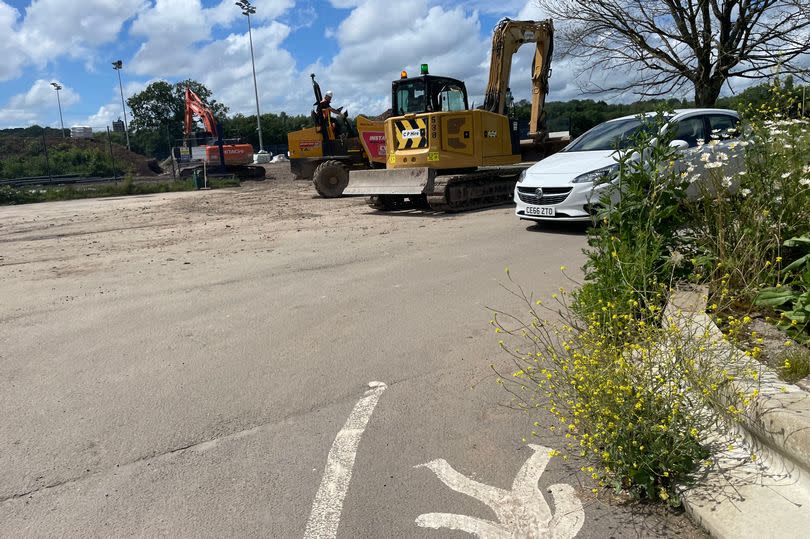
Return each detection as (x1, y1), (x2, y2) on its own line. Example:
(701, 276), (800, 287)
(0, 0), (146, 82)
(308, 0), (488, 116)
(516, 0), (548, 19)
(0, 79), (80, 128)
(86, 104), (124, 128)
(327, 0), (363, 8)
(0, 108), (38, 126)
(8, 79), (79, 109)
(127, 0), (298, 116)
(211, 0), (294, 25)
(0, 2), (25, 80)
(20, 0), (146, 67)
(443, 0), (528, 15)
(311, 0), (597, 114)
(129, 0), (294, 53)
(78, 79), (156, 129)
(199, 23), (298, 111)
(130, 0), (215, 48)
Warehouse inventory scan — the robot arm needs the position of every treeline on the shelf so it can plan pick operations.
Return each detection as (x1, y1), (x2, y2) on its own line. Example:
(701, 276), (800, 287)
(3, 78), (806, 172)
(531, 98), (691, 138)
(97, 111), (313, 160)
(519, 77), (808, 138)
(87, 79), (311, 159)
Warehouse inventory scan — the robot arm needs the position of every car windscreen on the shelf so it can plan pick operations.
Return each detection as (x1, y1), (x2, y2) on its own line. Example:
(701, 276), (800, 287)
(395, 80), (427, 115)
(564, 118), (652, 152)
(435, 82), (465, 112)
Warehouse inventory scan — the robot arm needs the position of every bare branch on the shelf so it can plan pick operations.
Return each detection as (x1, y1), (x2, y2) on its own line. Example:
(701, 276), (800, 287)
(537, 0), (810, 105)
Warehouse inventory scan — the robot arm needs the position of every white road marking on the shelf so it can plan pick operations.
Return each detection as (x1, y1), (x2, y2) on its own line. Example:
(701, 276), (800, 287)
(415, 444), (584, 538)
(303, 381), (388, 539)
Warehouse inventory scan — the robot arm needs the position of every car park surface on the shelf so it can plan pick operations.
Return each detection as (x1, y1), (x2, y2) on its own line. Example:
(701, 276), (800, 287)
(0, 167), (704, 537)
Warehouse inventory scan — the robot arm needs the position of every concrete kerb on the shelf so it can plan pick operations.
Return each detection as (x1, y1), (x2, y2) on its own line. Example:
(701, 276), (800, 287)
(665, 287), (810, 538)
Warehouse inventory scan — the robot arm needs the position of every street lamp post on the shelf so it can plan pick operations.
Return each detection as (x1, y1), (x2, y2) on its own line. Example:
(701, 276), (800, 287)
(50, 82), (66, 138)
(112, 60), (131, 151)
(236, 0), (265, 153)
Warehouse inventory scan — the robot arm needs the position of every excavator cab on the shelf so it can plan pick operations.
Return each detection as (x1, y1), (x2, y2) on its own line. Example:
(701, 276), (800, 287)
(392, 71), (469, 115)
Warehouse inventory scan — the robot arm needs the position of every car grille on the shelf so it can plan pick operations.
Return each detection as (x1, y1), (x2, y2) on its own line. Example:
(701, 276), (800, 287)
(516, 186), (572, 205)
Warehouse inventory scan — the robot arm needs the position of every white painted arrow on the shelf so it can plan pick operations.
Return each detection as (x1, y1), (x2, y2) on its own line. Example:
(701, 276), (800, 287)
(304, 381), (387, 539)
(415, 444), (584, 538)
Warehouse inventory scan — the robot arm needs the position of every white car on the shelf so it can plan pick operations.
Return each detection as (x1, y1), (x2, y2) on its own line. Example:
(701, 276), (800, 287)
(514, 109), (741, 223)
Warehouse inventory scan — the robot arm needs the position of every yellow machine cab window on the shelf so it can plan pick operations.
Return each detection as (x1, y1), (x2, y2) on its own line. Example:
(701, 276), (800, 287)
(392, 75), (469, 116)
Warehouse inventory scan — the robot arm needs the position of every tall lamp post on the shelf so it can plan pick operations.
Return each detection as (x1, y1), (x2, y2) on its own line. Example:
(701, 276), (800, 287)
(236, 0), (265, 153)
(112, 60), (131, 151)
(50, 82), (66, 138)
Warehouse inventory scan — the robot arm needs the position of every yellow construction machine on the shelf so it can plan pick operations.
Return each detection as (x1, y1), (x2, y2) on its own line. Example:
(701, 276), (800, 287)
(287, 74), (387, 197)
(343, 18), (566, 211)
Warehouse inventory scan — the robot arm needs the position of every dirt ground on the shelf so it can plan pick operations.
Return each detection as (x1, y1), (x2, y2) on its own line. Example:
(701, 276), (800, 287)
(0, 163), (390, 287)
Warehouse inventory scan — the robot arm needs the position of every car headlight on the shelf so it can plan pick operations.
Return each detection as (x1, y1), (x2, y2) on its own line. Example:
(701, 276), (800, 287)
(517, 170), (527, 184)
(571, 164), (619, 184)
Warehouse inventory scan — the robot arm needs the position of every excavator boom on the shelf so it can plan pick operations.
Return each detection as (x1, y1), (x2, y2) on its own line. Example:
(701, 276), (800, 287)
(482, 18), (553, 140)
(184, 88), (218, 136)
(178, 87), (264, 178)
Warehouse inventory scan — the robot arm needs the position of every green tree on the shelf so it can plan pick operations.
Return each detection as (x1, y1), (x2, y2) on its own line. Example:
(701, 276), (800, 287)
(221, 112), (312, 150)
(127, 80), (176, 133)
(126, 79), (229, 157)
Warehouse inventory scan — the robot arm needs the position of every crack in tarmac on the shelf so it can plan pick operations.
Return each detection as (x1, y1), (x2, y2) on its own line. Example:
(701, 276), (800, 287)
(0, 376), (413, 507)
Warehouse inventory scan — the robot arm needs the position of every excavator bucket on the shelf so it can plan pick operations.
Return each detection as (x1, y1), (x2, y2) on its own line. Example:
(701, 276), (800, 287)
(344, 167), (436, 195)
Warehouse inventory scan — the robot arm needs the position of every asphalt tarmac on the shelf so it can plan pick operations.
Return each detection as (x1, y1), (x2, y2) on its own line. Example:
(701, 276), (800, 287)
(0, 171), (702, 537)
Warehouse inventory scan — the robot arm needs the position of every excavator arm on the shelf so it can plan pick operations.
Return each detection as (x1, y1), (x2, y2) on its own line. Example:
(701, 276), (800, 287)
(184, 87), (218, 136)
(482, 18), (554, 141)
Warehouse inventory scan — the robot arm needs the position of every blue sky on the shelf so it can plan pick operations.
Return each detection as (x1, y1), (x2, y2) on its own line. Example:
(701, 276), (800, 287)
(3, 0), (795, 131)
(0, 0), (578, 129)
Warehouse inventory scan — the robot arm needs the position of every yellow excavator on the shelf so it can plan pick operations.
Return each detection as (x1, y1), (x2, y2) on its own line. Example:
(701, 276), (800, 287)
(344, 18), (566, 211)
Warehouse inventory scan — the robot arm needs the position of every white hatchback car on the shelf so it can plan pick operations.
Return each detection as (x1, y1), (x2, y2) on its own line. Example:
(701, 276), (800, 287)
(514, 109), (741, 222)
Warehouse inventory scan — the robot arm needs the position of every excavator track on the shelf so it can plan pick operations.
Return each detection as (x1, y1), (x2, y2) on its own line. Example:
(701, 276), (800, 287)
(425, 170), (522, 212)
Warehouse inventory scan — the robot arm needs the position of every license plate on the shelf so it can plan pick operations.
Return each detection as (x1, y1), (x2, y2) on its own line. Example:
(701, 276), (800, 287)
(401, 129), (422, 139)
(525, 205), (555, 217)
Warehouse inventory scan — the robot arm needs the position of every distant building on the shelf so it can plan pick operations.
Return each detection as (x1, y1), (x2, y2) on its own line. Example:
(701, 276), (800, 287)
(70, 126), (93, 139)
(112, 119), (125, 133)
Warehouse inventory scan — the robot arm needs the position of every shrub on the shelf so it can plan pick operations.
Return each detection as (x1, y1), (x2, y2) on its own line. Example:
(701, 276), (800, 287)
(686, 82), (809, 340)
(754, 235), (810, 342)
(493, 277), (756, 503)
(494, 110), (770, 504)
(574, 111), (689, 326)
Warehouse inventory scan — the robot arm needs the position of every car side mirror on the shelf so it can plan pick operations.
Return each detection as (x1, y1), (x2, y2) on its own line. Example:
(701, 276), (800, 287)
(670, 139), (689, 150)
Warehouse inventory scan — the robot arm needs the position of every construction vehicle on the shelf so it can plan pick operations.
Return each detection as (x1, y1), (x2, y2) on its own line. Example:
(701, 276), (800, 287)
(287, 74), (386, 197)
(344, 18), (567, 211)
(177, 88), (265, 179)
